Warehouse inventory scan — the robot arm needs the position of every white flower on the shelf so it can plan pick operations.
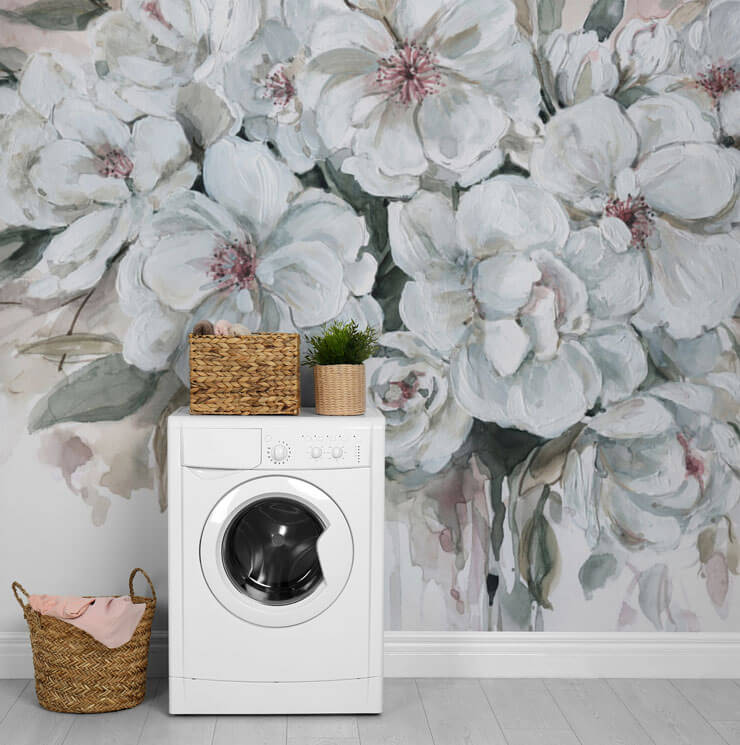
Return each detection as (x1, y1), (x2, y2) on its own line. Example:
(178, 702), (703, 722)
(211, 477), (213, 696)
(615, 19), (679, 88)
(388, 177), (647, 438)
(543, 30), (618, 107)
(1, 95), (195, 299)
(90, 0), (245, 147)
(117, 137), (377, 375)
(367, 332), (472, 473)
(222, 20), (323, 173)
(562, 385), (740, 552)
(304, 0), (540, 196)
(531, 94), (740, 340)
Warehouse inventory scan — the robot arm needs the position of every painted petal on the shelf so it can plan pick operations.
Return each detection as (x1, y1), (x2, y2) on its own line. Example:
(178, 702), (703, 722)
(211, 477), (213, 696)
(309, 10), (393, 58)
(418, 84), (508, 173)
(27, 205), (132, 298)
(18, 51), (87, 119)
(627, 94), (715, 156)
(531, 95), (638, 212)
(451, 339), (601, 437)
(473, 252), (540, 318)
(520, 285), (559, 360)
(341, 154), (420, 198)
(29, 140), (130, 207)
(267, 189), (367, 264)
(353, 101), (427, 178)
(588, 396), (674, 439)
(209, 0), (262, 57)
(561, 226), (649, 319)
(582, 325), (647, 405)
(203, 137), (301, 242)
(122, 300), (185, 371)
(457, 175), (570, 255)
(706, 0), (740, 64)
(131, 117), (191, 194)
(531, 249), (590, 335)
(399, 278), (472, 353)
(344, 253), (378, 296)
(481, 319), (531, 377)
(562, 445), (600, 545)
(175, 82), (240, 148)
(720, 90), (740, 139)
(388, 190), (460, 277)
(636, 143), (736, 221)
(634, 221), (740, 339)
(141, 229), (221, 312)
(256, 240), (345, 326)
(52, 98), (131, 152)
(313, 74), (378, 151)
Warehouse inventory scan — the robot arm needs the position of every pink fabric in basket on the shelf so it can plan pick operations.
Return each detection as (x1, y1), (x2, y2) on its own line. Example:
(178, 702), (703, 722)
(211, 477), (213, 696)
(29, 594), (146, 648)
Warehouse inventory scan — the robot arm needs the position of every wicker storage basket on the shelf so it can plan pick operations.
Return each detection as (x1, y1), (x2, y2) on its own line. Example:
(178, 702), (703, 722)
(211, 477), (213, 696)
(314, 364), (366, 415)
(189, 333), (300, 415)
(12, 568), (156, 714)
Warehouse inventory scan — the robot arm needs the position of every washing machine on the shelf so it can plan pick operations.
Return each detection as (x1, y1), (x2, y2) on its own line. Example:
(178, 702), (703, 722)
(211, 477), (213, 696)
(167, 408), (385, 714)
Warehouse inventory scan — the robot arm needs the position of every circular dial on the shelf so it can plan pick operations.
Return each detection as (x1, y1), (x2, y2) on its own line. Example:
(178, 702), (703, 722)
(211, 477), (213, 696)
(331, 446), (344, 459)
(271, 443), (288, 462)
(310, 446), (323, 459)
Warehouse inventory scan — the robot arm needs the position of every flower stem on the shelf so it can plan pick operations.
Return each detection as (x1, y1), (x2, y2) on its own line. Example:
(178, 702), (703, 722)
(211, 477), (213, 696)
(58, 287), (95, 372)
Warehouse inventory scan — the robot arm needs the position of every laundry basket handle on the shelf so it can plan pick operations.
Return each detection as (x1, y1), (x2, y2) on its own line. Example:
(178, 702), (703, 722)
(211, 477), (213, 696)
(128, 568), (156, 603)
(11, 582), (29, 610)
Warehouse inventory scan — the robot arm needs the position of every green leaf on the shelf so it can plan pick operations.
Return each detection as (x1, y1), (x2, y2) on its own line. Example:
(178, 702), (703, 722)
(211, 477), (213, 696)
(520, 422), (585, 493)
(518, 485), (561, 609)
(0, 227), (57, 283)
(29, 354), (159, 432)
(0, 0), (109, 31)
(578, 553), (618, 599)
(614, 85), (656, 108)
(0, 47), (26, 82)
(538, 0), (565, 34)
(583, 0), (625, 40)
(305, 319), (380, 366)
(373, 258), (407, 332)
(18, 333), (122, 360)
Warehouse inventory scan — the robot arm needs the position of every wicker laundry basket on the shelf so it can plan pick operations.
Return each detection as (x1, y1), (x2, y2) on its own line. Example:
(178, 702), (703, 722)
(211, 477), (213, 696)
(314, 364), (366, 415)
(12, 568), (156, 714)
(189, 332), (300, 415)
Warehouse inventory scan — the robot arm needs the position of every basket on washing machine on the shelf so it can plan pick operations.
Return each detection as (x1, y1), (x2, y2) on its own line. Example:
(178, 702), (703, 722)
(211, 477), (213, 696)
(11, 568), (156, 713)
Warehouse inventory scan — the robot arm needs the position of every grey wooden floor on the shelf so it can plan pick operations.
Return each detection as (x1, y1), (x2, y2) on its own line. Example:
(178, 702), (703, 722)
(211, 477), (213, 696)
(1, 678), (739, 745)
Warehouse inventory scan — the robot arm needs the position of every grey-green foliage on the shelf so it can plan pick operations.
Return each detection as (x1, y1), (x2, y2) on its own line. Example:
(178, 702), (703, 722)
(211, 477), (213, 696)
(304, 320), (380, 367)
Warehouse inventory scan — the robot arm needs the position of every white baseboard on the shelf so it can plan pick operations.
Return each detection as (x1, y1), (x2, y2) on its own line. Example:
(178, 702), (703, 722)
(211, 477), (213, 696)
(3, 631), (740, 679)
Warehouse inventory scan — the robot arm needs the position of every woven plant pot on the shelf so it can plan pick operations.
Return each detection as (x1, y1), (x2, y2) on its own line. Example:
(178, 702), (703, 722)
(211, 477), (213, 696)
(189, 332), (300, 415)
(314, 364), (366, 415)
(12, 568), (156, 714)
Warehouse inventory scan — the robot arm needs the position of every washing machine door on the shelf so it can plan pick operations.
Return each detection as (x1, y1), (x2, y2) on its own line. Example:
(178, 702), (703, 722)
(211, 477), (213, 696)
(200, 475), (353, 627)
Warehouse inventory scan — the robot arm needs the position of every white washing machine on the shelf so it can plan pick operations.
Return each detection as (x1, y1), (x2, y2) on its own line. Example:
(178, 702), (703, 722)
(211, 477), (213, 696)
(167, 408), (385, 714)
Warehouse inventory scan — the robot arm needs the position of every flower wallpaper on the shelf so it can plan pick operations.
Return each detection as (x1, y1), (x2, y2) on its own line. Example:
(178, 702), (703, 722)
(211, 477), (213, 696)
(1, 0), (739, 632)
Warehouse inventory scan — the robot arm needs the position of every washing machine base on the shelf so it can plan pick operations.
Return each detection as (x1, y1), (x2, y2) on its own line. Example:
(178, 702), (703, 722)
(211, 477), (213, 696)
(168, 675), (383, 714)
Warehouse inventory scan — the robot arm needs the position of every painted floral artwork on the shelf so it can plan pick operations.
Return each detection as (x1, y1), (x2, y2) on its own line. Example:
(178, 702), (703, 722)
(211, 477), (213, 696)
(1, 0), (739, 632)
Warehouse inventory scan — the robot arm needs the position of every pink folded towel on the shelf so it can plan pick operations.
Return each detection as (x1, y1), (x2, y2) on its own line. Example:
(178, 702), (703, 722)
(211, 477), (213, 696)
(29, 594), (146, 648)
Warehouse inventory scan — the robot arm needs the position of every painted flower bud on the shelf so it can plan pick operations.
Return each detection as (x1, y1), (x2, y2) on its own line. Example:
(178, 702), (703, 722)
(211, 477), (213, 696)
(214, 319), (232, 336)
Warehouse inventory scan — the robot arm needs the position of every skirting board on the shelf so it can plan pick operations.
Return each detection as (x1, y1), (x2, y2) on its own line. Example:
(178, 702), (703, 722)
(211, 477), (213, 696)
(2, 631), (740, 679)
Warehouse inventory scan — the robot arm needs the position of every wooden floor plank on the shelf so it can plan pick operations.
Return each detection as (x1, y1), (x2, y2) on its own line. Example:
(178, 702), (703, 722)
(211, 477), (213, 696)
(0, 680), (27, 725)
(546, 679), (654, 745)
(137, 681), (216, 745)
(287, 714), (357, 740)
(356, 679), (433, 745)
(481, 679), (569, 731)
(0, 683), (75, 745)
(61, 679), (160, 745)
(710, 720), (740, 744)
(502, 731), (581, 745)
(671, 680), (740, 721)
(609, 679), (725, 745)
(417, 678), (507, 745)
(214, 713), (287, 745)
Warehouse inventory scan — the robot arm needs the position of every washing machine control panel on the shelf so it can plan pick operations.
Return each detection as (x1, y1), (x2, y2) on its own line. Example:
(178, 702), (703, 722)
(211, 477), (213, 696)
(262, 429), (371, 468)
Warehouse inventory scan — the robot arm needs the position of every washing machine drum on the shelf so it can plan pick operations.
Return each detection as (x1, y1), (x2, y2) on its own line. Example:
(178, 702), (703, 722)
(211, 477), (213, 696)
(223, 498), (324, 605)
(200, 476), (354, 627)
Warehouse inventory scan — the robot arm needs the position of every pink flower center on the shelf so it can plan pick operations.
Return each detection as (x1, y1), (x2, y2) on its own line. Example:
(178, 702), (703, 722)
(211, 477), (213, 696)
(604, 194), (655, 249)
(695, 63), (739, 105)
(677, 433), (705, 491)
(376, 41), (441, 105)
(98, 148), (134, 179)
(208, 240), (258, 291)
(264, 67), (296, 108)
(142, 0), (172, 28)
(381, 371), (426, 409)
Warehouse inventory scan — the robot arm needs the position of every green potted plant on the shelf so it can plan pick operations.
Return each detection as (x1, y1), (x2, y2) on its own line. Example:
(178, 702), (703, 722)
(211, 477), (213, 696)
(305, 320), (380, 415)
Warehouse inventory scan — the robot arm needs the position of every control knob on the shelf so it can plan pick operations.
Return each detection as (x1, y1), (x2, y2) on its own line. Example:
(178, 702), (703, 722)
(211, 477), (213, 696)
(310, 446), (323, 459)
(271, 443), (288, 462)
(331, 446), (343, 459)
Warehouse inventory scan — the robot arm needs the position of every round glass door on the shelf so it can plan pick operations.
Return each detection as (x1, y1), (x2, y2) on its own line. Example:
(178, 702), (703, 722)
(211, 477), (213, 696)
(222, 497), (325, 605)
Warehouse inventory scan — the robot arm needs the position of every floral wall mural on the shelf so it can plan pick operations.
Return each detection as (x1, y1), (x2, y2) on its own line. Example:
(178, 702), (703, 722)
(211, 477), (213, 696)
(1, 0), (739, 633)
